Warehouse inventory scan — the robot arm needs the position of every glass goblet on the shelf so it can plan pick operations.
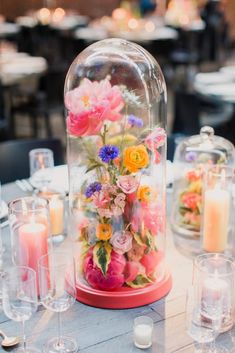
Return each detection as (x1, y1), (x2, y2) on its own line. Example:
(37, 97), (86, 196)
(2, 266), (39, 353)
(38, 251), (77, 353)
(186, 286), (228, 353)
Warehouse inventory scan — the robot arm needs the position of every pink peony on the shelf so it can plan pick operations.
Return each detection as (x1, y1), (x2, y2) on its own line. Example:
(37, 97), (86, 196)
(65, 78), (124, 136)
(83, 250), (126, 290)
(140, 250), (164, 276)
(124, 261), (145, 282)
(110, 231), (133, 254)
(66, 110), (105, 137)
(117, 175), (139, 194)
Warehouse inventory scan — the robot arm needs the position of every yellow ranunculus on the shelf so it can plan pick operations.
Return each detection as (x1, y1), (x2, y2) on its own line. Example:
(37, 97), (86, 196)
(137, 185), (151, 203)
(108, 134), (137, 147)
(123, 144), (149, 173)
(96, 223), (112, 241)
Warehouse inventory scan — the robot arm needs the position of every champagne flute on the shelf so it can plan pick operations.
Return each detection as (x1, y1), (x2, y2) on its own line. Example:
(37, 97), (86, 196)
(38, 251), (77, 353)
(2, 266), (39, 353)
(186, 286), (228, 353)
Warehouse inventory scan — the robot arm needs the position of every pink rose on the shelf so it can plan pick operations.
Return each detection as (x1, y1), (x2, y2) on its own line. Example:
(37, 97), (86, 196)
(83, 250), (126, 290)
(110, 231), (133, 254)
(117, 175), (139, 194)
(65, 78), (124, 137)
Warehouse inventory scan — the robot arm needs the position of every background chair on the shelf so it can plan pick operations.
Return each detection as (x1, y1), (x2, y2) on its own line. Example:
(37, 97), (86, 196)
(0, 138), (65, 184)
(172, 90), (200, 135)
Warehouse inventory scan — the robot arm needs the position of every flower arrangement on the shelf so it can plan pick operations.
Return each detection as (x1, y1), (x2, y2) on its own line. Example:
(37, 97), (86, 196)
(66, 77), (166, 291)
(177, 152), (226, 232)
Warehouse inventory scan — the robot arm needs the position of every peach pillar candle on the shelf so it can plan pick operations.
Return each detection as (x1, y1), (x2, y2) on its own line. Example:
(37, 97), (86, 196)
(49, 196), (64, 235)
(18, 221), (48, 274)
(203, 188), (230, 253)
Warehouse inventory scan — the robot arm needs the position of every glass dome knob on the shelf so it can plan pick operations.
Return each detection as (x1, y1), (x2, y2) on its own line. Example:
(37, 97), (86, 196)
(200, 126), (214, 141)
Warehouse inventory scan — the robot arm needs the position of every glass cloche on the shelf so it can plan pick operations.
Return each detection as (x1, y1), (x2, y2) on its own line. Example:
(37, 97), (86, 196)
(64, 38), (172, 308)
(171, 126), (235, 256)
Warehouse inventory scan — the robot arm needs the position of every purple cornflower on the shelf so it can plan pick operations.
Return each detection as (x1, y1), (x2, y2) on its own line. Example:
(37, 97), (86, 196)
(85, 182), (102, 198)
(99, 145), (119, 163)
(128, 114), (143, 128)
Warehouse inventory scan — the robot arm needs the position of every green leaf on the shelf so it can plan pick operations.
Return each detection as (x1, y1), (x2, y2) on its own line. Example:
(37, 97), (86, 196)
(145, 231), (155, 251)
(85, 162), (104, 173)
(126, 274), (153, 288)
(93, 242), (112, 275)
(133, 232), (146, 246)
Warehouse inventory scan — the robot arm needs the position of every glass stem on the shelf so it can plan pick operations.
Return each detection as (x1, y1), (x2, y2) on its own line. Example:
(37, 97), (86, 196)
(22, 320), (26, 353)
(57, 311), (62, 347)
(209, 338), (216, 353)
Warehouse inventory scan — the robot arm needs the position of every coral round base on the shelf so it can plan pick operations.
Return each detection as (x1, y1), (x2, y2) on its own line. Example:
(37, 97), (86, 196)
(75, 270), (172, 309)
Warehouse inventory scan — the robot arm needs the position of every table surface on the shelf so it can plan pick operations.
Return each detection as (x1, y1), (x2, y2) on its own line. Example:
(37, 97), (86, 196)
(1, 182), (235, 353)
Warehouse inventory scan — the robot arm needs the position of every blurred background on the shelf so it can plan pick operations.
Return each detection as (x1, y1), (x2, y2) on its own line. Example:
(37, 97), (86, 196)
(1, 0), (235, 152)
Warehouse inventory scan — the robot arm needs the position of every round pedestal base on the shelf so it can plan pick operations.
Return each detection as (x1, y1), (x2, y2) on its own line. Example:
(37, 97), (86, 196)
(75, 270), (172, 309)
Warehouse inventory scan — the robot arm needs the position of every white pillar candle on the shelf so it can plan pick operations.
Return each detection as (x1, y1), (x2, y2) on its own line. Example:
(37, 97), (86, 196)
(133, 319), (153, 349)
(202, 277), (231, 318)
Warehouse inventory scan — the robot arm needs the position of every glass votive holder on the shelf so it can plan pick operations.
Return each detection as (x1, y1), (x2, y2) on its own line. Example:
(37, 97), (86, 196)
(194, 253), (235, 332)
(202, 165), (234, 254)
(8, 196), (51, 283)
(133, 316), (153, 349)
(29, 148), (54, 189)
(37, 190), (66, 242)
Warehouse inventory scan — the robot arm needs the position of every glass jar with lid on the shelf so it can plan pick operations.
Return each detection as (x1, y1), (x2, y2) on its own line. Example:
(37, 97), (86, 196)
(171, 126), (235, 256)
(65, 38), (172, 308)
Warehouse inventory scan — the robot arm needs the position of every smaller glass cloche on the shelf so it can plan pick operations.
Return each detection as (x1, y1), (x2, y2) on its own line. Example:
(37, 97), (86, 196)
(171, 126), (235, 256)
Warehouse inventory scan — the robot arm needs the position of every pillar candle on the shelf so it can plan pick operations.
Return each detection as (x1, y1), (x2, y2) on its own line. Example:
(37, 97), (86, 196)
(49, 196), (64, 235)
(18, 222), (48, 276)
(203, 188), (230, 252)
(202, 277), (231, 319)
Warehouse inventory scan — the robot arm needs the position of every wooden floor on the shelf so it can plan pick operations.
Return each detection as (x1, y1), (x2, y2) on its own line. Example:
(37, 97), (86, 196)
(1, 183), (235, 353)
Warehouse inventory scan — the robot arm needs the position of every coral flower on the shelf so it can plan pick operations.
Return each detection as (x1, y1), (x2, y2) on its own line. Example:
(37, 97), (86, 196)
(123, 144), (149, 173)
(65, 78), (124, 136)
(181, 192), (201, 211)
(96, 223), (112, 240)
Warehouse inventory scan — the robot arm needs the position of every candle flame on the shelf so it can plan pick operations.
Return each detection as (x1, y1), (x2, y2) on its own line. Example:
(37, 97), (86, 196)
(38, 154), (45, 169)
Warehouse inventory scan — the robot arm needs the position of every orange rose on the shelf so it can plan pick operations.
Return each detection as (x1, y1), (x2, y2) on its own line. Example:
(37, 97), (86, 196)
(96, 223), (112, 240)
(123, 144), (149, 173)
(137, 185), (151, 203)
